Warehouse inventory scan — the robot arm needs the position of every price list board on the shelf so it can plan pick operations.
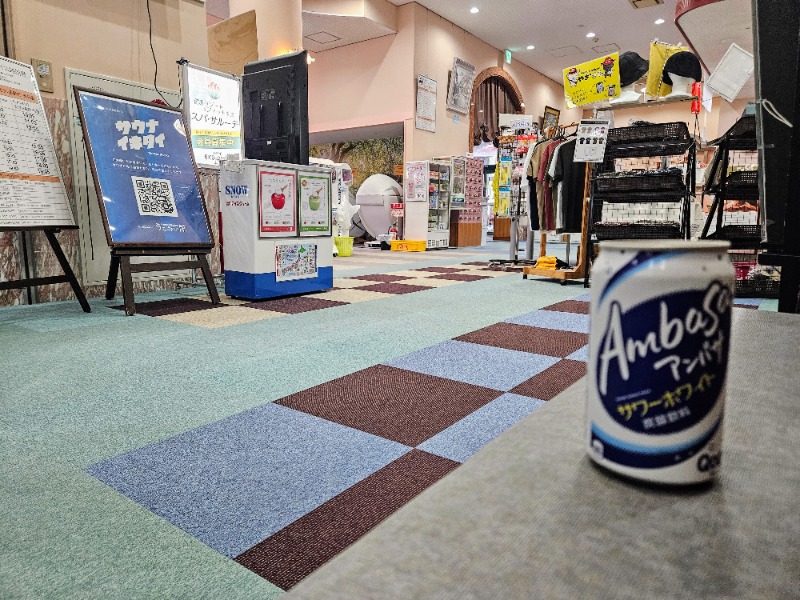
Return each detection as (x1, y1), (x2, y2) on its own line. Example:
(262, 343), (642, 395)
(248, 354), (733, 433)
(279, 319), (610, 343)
(0, 56), (75, 230)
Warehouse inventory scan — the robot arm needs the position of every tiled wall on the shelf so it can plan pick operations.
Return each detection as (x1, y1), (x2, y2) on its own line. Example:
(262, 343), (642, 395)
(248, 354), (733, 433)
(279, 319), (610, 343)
(0, 98), (221, 307)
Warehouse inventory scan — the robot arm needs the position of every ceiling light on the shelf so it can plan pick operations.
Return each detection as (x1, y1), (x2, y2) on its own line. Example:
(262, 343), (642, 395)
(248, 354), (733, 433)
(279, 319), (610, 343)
(655, 18), (665, 24)
(586, 32), (596, 38)
(527, 45), (535, 50)
(470, 7), (479, 13)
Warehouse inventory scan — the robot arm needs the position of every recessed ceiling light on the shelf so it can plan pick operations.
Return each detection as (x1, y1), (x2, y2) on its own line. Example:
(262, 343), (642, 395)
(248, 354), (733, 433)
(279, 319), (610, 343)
(586, 32), (596, 38)
(470, 7), (479, 13)
(527, 45), (535, 50)
(655, 18), (665, 24)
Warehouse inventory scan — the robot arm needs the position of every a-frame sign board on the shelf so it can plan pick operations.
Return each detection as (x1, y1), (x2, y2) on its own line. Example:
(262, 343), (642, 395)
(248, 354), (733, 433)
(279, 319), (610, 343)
(74, 87), (220, 316)
(0, 56), (89, 312)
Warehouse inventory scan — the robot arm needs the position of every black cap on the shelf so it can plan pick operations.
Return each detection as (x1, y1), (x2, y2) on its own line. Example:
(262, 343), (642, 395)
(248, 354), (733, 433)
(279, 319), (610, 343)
(619, 51), (649, 87)
(662, 51), (702, 85)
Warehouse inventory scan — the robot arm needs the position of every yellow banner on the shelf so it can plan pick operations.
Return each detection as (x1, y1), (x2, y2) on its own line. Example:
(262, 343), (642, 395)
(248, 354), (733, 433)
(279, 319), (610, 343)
(646, 41), (684, 98)
(563, 53), (621, 108)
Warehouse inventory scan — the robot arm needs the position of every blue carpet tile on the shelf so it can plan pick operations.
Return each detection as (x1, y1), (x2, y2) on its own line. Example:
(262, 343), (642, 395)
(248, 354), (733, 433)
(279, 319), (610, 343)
(418, 393), (546, 463)
(87, 403), (409, 557)
(386, 340), (560, 392)
(507, 309), (591, 334)
(566, 345), (590, 362)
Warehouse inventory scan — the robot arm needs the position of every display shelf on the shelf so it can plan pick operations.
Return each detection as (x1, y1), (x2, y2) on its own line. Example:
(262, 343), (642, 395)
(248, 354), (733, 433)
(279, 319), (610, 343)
(593, 170), (685, 195)
(604, 122), (694, 159)
(706, 224), (761, 249)
(593, 222), (683, 240)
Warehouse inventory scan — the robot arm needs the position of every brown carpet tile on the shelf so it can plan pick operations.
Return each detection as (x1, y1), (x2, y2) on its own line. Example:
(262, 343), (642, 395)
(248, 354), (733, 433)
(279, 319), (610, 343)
(245, 296), (348, 314)
(461, 261), (490, 266)
(455, 323), (588, 358)
(414, 267), (467, 273)
(234, 450), (459, 590)
(734, 304), (758, 310)
(511, 359), (587, 401)
(350, 274), (413, 283)
(355, 282), (434, 295)
(428, 273), (491, 282)
(541, 300), (591, 315)
(111, 297), (222, 317)
(276, 365), (502, 446)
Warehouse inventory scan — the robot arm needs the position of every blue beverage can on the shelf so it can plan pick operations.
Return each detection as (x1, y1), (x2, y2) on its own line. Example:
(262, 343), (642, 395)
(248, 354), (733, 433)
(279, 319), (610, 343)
(587, 240), (735, 484)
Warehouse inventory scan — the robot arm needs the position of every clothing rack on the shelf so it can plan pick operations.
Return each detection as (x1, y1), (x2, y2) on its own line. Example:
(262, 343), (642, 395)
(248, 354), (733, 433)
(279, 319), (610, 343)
(521, 122), (588, 284)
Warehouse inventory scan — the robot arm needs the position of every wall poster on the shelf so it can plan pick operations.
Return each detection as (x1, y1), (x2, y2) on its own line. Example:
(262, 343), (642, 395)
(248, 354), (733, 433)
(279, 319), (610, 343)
(0, 56), (75, 229)
(563, 53), (621, 108)
(275, 242), (317, 281)
(74, 88), (213, 247)
(450, 157), (466, 209)
(259, 167), (297, 237)
(298, 172), (331, 236)
(415, 75), (437, 133)
(181, 62), (242, 168)
(405, 161), (428, 202)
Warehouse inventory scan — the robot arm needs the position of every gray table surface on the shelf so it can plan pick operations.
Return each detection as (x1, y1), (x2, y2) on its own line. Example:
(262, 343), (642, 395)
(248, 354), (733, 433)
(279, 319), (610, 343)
(286, 309), (800, 600)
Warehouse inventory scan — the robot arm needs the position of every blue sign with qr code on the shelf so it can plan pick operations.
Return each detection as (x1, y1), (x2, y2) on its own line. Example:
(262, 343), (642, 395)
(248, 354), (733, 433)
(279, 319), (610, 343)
(77, 90), (212, 246)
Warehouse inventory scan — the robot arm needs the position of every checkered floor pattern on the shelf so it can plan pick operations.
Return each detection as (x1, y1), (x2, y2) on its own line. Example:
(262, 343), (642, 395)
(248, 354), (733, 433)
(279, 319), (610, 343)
(109, 262), (521, 328)
(92, 281), (763, 591)
(90, 289), (589, 590)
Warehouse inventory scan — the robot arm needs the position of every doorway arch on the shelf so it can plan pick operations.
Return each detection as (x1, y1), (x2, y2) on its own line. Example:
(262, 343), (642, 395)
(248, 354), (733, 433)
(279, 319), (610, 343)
(469, 67), (524, 151)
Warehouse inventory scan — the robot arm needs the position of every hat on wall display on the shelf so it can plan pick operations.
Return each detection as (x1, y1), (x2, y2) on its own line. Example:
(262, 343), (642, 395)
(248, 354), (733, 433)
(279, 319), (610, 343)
(662, 51), (703, 99)
(610, 51), (649, 104)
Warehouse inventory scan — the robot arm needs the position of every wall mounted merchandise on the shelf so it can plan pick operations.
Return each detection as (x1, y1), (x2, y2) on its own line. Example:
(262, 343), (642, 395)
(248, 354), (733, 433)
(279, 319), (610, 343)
(446, 58), (476, 115)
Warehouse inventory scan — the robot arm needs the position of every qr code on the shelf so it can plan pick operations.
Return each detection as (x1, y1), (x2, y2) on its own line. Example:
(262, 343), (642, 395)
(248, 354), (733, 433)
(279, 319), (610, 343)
(131, 176), (179, 218)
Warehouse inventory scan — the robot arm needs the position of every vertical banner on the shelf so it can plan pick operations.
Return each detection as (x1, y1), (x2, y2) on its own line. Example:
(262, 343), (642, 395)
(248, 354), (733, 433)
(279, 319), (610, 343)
(298, 171), (331, 236)
(259, 167), (297, 237)
(181, 62), (242, 168)
(275, 242), (317, 281)
(563, 53), (621, 108)
(415, 75), (437, 132)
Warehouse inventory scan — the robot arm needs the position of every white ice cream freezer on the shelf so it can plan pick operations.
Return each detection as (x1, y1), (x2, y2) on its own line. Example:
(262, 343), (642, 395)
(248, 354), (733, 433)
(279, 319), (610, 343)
(218, 159), (334, 300)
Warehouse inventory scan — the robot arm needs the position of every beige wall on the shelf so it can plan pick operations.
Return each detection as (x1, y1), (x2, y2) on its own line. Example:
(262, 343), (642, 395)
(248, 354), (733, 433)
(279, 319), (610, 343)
(409, 4), (581, 161)
(9, 0), (208, 99)
(308, 3), (415, 140)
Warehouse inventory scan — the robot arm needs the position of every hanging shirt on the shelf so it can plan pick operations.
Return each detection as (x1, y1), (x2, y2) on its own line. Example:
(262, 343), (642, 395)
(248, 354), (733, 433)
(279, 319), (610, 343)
(538, 140), (561, 231)
(547, 141), (567, 230)
(529, 141), (549, 229)
(552, 139), (587, 233)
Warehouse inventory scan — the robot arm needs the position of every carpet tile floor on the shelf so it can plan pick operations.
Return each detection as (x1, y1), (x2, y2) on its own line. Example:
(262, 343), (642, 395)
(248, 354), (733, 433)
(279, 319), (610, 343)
(80, 260), (770, 593)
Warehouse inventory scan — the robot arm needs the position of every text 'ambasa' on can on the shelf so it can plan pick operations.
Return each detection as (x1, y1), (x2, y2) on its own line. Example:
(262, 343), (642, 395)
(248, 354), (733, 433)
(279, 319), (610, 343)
(587, 240), (735, 485)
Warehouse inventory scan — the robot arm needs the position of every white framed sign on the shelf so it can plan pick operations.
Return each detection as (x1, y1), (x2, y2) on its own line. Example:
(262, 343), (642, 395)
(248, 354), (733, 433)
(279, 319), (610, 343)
(574, 119), (611, 163)
(416, 75), (437, 133)
(181, 62), (242, 168)
(0, 56), (75, 229)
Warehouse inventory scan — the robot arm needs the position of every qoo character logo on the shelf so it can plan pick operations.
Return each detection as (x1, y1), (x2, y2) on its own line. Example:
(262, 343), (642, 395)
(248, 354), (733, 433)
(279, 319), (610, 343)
(596, 281), (732, 435)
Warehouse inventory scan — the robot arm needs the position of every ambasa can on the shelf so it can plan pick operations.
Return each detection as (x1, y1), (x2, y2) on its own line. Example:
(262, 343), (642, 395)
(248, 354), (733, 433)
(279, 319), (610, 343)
(587, 240), (735, 484)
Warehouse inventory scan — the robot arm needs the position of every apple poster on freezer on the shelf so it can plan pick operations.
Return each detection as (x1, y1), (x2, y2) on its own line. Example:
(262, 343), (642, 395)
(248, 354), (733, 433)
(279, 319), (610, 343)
(259, 167), (297, 237)
(298, 172), (331, 236)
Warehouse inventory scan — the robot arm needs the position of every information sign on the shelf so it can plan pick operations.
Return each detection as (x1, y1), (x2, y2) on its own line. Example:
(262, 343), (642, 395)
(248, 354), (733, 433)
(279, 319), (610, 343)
(563, 53), (621, 108)
(298, 172), (331, 236)
(75, 88), (213, 247)
(181, 62), (242, 168)
(275, 242), (317, 281)
(574, 119), (611, 163)
(0, 56), (75, 229)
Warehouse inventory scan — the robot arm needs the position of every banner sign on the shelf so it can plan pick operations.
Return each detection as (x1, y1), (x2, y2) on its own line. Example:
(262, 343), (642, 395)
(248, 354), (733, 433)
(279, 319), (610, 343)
(75, 88), (213, 247)
(182, 63), (242, 168)
(259, 167), (297, 237)
(574, 119), (611, 163)
(298, 172), (331, 236)
(0, 56), (75, 229)
(563, 53), (621, 108)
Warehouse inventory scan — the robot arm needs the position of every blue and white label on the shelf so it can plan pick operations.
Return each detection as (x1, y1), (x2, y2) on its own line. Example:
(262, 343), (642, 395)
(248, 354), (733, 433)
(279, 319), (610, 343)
(597, 281), (731, 435)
